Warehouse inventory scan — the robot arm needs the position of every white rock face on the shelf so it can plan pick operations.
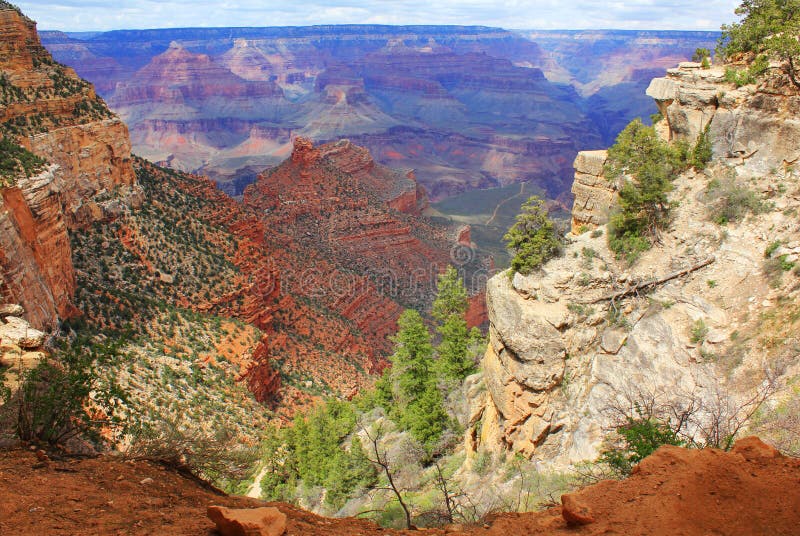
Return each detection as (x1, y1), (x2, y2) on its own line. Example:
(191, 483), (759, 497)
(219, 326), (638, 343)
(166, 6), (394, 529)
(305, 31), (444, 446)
(470, 63), (800, 469)
(0, 315), (46, 349)
(570, 150), (616, 234)
(649, 64), (800, 176)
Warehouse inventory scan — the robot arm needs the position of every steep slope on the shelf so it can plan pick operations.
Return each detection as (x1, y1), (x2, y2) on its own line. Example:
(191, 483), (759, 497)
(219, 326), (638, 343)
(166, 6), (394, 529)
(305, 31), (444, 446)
(2, 437), (798, 535)
(0, 2), (139, 330)
(0, 3), (469, 420)
(470, 62), (800, 465)
(244, 137), (473, 314)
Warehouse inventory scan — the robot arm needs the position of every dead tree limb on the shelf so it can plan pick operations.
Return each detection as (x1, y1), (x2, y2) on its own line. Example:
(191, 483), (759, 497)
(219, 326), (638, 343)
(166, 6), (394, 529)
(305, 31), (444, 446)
(582, 256), (716, 304)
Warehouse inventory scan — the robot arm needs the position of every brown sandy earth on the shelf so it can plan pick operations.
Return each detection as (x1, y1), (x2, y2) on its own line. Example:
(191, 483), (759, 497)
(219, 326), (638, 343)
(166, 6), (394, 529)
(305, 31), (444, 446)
(1, 437), (798, 536)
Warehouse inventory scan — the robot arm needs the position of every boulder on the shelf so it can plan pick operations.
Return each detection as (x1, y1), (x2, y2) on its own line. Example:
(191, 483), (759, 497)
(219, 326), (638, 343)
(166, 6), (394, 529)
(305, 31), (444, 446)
(0, 316), (46, 349)
(561, 493), (595, 525)
(207, 506), (287, 536)
(646, 77), (678, 103)
(0, 304), (24, 317)
(732, 437), (782, 461)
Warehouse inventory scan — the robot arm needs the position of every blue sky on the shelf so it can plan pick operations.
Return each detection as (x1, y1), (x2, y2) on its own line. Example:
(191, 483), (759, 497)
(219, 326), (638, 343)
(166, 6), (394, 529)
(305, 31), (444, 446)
(15, 0), (739, 32)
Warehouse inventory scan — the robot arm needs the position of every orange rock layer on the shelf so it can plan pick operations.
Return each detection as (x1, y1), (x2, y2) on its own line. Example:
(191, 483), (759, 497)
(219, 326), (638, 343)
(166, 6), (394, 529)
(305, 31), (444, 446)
(0, 4), (137, 329)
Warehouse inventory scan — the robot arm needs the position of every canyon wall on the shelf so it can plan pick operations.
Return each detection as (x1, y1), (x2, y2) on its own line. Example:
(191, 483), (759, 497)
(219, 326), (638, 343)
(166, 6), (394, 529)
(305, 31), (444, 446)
(0, 4), (139, 329)
(470, 63), (800, 467)
(40, 27), (714, 202)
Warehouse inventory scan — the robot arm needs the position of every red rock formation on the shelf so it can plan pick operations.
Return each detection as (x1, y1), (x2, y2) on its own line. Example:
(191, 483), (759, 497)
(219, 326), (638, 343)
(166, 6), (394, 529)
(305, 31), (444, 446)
(0, 4), (138, 328)
(245, 138), (454, 315)
(465, 293), (488, 328)
(0, 171), (76, 329)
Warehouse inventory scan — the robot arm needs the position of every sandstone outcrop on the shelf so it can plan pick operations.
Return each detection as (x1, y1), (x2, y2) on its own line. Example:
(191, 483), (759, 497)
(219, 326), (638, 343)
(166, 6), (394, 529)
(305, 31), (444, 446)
(569, 150), (615, 234)
(648, 62), (800, 175)
(0, 306), (46, 389)
(0, 165), (74, 329)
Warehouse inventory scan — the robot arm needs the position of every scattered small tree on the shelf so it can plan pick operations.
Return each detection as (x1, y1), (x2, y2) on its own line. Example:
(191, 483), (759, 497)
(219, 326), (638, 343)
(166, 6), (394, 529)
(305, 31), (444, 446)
(362, 423), (415, 530)
(605, 119), (686, 262)
(719, 0), (800, 88)
(431, 266), (468, 323)
(504, 195), (561, 275)
(693, 47), (712, 68)
(432, 267), (477, 381)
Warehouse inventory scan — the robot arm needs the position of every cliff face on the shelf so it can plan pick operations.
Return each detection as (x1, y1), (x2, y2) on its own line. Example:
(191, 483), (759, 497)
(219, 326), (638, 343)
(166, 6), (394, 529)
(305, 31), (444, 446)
(647, 62), (800, 175)
(472, 63), (800, 467)
(0, 166), (72, 329)
(0, 4), (139, 329)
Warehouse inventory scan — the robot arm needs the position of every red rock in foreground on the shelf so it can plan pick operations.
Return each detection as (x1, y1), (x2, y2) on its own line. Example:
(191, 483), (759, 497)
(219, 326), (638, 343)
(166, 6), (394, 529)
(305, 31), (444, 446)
(207, 505), (287, 536)
(1, 437), (798, 535)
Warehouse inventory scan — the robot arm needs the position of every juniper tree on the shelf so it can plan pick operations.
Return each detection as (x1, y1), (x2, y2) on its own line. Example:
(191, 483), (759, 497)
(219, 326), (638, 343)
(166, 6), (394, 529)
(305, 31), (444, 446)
(504, 195), (561, 275)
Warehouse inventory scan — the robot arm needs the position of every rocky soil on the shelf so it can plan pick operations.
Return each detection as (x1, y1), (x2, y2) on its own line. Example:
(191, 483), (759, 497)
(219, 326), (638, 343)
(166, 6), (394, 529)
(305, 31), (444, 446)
(1, 436), (797, 535)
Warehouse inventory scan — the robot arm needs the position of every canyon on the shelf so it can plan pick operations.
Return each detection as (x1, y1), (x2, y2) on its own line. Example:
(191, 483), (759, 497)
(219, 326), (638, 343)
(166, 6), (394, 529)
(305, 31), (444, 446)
(39, 27), (717, 203)
(0, 2), (470, 419)
(2, 1), (799, 534)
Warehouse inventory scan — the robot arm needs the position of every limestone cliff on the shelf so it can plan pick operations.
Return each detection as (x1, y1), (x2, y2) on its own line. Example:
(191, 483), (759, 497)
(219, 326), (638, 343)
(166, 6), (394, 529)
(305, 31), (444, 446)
(0, 3), (140, 329)
(470, 62), (800, 467)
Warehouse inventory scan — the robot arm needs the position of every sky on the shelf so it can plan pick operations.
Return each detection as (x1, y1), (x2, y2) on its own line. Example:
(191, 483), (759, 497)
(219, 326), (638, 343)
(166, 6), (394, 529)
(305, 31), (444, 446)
(14, 0), (740, 32)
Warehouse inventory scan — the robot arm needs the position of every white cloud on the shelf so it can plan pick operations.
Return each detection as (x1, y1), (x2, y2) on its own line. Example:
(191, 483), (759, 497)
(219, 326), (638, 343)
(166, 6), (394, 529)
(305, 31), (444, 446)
(14, 0), (741, 32)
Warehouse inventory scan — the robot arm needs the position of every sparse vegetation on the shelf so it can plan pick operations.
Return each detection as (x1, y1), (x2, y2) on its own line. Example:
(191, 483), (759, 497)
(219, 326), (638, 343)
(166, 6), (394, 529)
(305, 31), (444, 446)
(0, 136), (47, 186)
(1, 337), (128, 447)
(693, 47), (712, 68)
(605, 119), (686, 263)
(690, 319), (709, 344)
(705, 176), (769, 224)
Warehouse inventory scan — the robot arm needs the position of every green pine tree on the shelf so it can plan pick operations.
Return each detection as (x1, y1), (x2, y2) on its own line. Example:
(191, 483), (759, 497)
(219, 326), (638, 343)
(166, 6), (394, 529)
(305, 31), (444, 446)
(435, 313), (475, 381)
(391, 309), (435, 404)
(720, 0), (800, 88)
(431, 266), (468, 322)
(401, 381), (450, 449)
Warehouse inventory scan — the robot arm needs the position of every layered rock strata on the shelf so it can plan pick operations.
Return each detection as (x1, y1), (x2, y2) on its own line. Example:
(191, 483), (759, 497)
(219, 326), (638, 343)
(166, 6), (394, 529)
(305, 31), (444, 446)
(569, 150), (614, 234)
(0, 4), (139, 329)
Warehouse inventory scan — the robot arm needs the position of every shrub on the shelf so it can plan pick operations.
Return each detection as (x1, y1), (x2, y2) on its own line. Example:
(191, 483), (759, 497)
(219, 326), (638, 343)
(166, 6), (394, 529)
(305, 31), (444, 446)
(705, 177), (768, 224)
(127, 415), (258, 491)
(598, 404), (684, 476)
(690, 319), (709, 344)
(690, 124), (713, 169)
(693, 48), (712, 68)
(0, 136), (47, 186)
(724, 66), (757, 87)
(504, 195), (562, 275)
(4, 338), (127, 446)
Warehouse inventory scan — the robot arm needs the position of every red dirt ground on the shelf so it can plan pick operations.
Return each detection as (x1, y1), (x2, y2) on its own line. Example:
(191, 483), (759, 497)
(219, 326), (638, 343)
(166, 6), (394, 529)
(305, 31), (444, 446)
(1, 437), (798, 535)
